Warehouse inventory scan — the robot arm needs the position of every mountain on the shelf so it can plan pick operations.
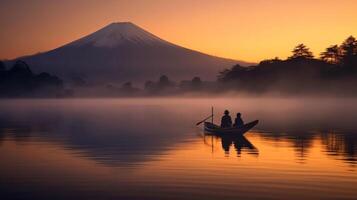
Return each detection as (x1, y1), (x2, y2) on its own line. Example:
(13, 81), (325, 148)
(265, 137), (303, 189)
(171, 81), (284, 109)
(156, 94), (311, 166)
(18, 22), (251, 85)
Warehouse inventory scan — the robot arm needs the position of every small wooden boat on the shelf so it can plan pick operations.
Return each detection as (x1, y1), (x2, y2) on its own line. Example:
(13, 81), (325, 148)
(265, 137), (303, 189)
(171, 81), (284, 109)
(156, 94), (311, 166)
(204, 120), (259, 135)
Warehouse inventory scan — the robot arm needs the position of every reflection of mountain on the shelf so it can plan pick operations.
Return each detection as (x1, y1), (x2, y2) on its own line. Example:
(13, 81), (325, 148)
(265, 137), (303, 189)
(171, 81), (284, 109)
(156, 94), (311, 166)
(0, 104), (193, 166)
(1, 99), (357, 166)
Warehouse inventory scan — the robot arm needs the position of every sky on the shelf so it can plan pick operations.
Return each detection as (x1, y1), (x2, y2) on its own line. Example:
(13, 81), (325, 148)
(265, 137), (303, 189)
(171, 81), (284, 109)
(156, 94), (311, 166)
(0, 0), (357, 62)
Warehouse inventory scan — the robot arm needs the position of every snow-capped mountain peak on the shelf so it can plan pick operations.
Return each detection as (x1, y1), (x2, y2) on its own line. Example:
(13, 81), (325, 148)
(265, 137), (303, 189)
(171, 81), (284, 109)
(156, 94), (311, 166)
(68, 22), (169, 47)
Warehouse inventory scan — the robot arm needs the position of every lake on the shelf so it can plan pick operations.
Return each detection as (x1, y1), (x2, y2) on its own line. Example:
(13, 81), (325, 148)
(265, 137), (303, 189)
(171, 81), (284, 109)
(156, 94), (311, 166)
(0, 97), (356, 200)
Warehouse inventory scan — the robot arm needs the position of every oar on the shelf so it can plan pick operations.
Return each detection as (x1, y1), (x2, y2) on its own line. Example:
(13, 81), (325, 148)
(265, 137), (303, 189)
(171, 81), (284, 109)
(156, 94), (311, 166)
(196, 115), (213, 126)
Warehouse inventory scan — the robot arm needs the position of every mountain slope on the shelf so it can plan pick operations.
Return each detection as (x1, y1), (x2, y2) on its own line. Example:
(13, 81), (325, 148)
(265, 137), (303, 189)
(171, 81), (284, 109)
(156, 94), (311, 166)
(19, 22), (251, 85)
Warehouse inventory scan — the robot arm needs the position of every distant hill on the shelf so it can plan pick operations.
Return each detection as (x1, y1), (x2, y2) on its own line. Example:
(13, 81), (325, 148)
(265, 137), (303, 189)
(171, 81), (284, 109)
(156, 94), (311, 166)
(17, 22), (252, 85)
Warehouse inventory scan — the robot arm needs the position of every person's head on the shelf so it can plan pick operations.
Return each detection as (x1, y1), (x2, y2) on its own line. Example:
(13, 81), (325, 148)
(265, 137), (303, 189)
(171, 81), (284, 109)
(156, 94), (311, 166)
(224, 110), (229, 115)
(237, 113), (241, 117)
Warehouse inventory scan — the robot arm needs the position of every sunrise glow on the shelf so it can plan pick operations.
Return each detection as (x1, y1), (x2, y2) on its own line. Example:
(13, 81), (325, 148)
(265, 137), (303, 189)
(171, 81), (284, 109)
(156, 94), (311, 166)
(1, 0), (357, 62)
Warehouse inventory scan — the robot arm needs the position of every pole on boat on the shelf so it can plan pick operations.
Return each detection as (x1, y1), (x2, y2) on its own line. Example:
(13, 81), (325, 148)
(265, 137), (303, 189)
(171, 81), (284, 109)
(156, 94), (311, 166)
(211, 107), (214, 153)
(211, 106), (214, 124)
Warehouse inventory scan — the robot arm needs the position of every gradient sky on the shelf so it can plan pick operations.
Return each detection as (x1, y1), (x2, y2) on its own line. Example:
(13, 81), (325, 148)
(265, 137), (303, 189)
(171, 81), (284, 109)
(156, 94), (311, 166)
(0, 0), (356, 62)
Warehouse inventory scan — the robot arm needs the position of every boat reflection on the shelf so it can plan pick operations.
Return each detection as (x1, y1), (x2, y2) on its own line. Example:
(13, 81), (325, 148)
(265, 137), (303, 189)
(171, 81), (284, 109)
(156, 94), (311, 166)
(202, 133), (259, 157)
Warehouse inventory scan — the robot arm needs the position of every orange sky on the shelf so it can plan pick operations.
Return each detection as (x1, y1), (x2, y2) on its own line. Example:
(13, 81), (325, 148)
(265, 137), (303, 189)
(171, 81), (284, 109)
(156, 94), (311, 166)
(0, 0), (356, 62)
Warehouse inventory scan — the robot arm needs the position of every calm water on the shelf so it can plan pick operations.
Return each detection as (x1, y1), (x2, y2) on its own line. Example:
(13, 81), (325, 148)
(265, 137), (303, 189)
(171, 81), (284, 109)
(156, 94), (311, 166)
(0, 98), (356, 200)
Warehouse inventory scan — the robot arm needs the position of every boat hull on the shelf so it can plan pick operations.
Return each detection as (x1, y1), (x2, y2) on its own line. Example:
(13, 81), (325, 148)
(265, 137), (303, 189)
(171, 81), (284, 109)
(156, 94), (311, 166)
(204, 120), (259, 135)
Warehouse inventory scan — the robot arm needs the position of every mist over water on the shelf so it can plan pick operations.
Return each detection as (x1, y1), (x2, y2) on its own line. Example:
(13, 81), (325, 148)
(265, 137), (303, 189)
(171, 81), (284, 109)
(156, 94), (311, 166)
(0, 97), (356, 200)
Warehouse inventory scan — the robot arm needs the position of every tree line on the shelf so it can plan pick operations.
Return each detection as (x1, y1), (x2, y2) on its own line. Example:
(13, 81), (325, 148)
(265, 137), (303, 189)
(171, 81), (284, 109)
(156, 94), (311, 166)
(1, 35), (356, 97)
(0, 60), (66, 97)
(218, 36), (357, 95)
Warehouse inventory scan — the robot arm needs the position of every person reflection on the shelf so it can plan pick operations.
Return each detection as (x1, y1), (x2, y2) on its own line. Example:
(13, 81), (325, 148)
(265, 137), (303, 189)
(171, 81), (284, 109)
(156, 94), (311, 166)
(220, 135), (258, 157)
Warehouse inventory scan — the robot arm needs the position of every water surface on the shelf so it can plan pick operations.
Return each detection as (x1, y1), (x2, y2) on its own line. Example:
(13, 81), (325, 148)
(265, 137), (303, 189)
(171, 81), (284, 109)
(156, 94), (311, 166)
(0, 98), (356, 200)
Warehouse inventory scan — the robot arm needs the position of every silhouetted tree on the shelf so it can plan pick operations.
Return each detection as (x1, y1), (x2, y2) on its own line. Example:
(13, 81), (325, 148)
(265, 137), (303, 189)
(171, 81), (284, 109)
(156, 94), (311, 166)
(144, 81), (154, 89)
(106, 84), (115, 89)
(218, 64), (247, 82)
(10, 60), (33, 76)
(71, 75), (87, 87)
(158, 75), (174, 88)
(121, 82), (133, 89)
(216, 36), (357, 95)
(0, 60), (63, 97)
(259, 57), (282, 65)
(340, 36), (357, 68)
(191, 76), (202, 89)
(320, 45), (341, 64)
(218, 69), (231, 82)
(7, 61), (34, 91)
(144, 80), (155, 90)
(36, 72), (63, 88)
(288, 44), (314, 59)
(120, 81), (139, 94)
(159, 75), (169, 85)
(0, 60), (5, 71)
(192, 77), (201, 85)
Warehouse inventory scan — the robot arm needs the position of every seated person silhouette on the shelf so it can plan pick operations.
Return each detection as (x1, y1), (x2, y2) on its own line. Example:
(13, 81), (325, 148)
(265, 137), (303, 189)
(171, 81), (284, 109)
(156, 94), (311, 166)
(221, 110), (232, 128)
(234, 113), (244, 127)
